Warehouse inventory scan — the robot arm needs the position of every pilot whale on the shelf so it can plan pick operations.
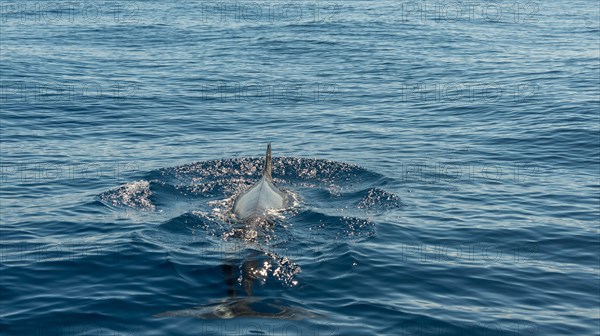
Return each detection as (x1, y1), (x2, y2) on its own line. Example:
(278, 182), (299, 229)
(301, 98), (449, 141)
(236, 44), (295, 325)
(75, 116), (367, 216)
(232, 143), (287, 220)
(153, 146), (314, 319)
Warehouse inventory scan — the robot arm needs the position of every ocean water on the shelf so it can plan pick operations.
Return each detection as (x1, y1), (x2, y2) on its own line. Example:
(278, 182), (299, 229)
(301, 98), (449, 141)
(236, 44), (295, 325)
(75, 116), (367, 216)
(1, 1), (599, 335)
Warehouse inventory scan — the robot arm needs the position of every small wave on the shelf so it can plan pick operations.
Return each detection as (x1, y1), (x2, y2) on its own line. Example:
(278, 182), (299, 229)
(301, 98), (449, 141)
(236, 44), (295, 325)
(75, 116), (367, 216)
(98, 180), (155, 211)
(357, 187), (404, 211)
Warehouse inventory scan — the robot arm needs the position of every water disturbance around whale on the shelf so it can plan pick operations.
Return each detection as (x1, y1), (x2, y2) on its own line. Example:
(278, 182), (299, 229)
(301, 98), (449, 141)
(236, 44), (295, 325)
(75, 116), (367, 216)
(97, 155), (391, 320)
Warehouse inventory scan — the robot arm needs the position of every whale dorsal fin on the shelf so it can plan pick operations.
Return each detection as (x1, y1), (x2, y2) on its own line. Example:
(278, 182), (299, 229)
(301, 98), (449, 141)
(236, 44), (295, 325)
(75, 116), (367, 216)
(264, 143), (272, 179)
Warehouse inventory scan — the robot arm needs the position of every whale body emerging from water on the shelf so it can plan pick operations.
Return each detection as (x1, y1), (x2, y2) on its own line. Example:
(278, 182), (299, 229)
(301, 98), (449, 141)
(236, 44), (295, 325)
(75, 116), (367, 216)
(233, 143), (287, 220)
(154, 145), (319, 320)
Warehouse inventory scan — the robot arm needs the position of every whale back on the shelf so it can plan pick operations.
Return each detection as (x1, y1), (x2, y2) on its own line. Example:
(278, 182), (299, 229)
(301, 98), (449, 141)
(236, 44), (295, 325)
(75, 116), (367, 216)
(233, 144), (286, 220)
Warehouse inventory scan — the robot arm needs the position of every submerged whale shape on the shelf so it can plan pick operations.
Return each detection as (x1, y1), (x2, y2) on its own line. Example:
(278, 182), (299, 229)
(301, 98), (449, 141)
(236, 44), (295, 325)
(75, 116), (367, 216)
(233, 143), (287, 220)
(154, 297), (319, 320)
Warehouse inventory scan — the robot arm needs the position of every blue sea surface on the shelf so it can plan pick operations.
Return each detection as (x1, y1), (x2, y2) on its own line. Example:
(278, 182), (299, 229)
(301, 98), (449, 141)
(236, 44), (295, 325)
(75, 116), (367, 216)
(1, 1), (599, 335)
